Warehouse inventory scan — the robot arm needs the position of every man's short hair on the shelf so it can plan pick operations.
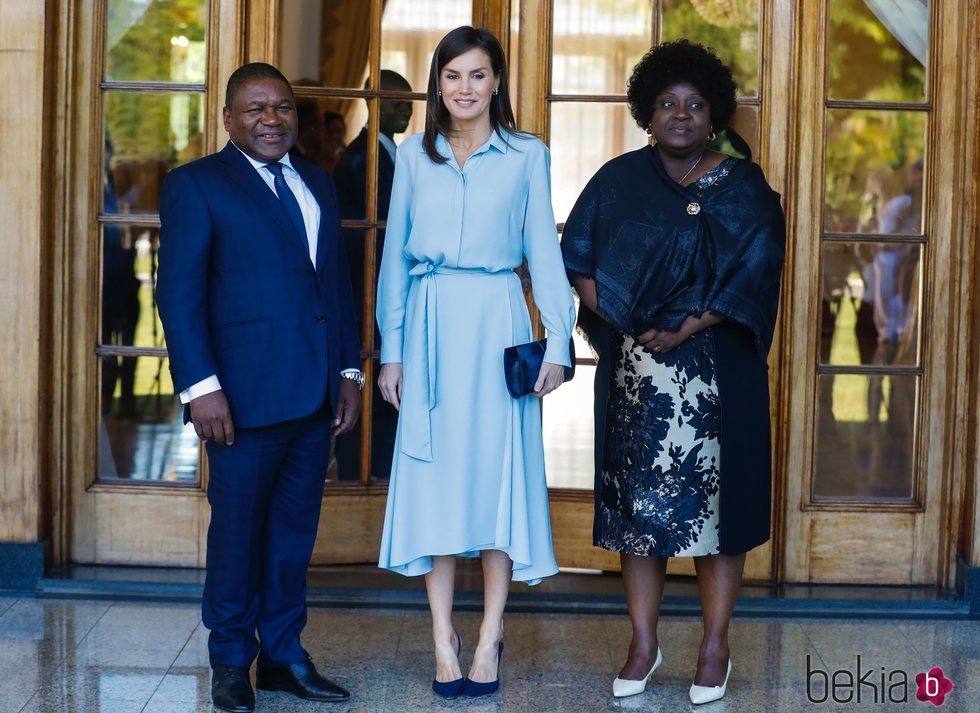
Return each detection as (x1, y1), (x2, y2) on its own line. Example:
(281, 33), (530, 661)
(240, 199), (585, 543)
(225, 63), (292, 109)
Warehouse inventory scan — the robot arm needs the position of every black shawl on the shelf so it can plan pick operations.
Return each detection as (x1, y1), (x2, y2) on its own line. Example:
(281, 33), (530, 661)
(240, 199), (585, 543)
(561, 145), (784, 360)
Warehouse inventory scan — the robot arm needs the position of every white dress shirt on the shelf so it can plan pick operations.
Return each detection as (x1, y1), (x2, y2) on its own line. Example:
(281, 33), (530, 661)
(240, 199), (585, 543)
(179, 144), (348, 404)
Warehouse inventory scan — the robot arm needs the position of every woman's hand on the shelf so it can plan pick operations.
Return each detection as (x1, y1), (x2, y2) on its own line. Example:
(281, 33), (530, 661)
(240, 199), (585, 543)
(638, 312), (725, 353)
(378, 363), (403, 410)
(533, 362), (566, 397)
(637, 326), (689, 353)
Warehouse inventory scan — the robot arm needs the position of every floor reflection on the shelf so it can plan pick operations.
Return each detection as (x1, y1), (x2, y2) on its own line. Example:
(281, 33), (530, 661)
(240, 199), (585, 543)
(2, 597), (980, 712)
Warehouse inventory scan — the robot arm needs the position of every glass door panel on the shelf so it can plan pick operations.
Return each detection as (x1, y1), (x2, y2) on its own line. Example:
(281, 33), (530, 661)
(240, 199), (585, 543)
(660, 0), (760, 96)
(277, 0), (471, 484)
(97, 0), (209, 489)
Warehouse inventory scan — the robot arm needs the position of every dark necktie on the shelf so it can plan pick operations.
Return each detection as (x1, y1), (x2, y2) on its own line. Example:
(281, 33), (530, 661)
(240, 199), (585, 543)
(264, 162), (307, 241)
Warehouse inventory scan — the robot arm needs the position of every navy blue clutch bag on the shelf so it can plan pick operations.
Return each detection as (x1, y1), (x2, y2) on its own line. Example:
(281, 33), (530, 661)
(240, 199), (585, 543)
(503, 338), (576, 398)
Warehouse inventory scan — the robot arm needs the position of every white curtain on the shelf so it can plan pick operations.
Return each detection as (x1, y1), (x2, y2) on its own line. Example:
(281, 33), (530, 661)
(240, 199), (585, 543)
(863, 0), (929, 65)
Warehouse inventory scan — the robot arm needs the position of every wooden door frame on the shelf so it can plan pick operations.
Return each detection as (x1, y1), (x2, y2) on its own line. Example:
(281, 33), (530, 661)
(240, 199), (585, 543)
(47, 0), (977, 586)
(517, 0), (793, 581)
(781, 0), (978, 586)
(253, 0), (510, 565)
(51, 0), (247, 567)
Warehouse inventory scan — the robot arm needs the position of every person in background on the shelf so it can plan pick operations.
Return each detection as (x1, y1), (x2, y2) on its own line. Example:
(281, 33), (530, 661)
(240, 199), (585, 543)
(375, 27), (575, 699)
(321, 111), (347, 173)
(291, 99), (323, 165)
(561, 40), (785, 705)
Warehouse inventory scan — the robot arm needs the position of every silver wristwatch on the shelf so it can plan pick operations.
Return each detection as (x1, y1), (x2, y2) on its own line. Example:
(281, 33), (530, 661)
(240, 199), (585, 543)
(341, 370), (365, 391)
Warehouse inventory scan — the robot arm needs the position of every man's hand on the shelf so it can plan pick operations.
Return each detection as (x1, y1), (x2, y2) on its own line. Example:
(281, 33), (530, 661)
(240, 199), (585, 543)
(378, 363), (403, 410)
(189, 390), (235, 445)
(333, 379), (361, 435)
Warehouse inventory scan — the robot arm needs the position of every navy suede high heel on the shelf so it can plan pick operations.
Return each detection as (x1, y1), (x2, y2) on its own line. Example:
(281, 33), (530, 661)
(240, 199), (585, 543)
(463, 641), (504, 697)
(431, 631), (465, 699)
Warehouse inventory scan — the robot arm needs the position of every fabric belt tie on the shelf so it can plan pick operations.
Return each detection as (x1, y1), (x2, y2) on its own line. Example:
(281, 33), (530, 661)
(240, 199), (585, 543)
(399, 261), (512, 462)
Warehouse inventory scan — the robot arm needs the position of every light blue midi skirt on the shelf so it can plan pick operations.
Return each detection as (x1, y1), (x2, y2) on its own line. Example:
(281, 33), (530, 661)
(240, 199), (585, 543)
(377, 269), (558, 583)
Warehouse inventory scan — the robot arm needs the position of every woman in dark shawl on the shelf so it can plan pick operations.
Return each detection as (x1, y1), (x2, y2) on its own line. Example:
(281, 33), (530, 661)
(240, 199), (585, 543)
(561, 40), (785, 705)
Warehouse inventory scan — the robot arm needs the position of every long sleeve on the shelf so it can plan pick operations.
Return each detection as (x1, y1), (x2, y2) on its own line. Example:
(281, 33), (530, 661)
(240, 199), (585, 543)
(522, 143), (576, 367)
(156, 168), (218, 391)
(376, 141), (415, 364)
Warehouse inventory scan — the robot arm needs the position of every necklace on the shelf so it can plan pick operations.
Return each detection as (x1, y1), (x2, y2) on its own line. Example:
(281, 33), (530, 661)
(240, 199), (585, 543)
(672, 152), (704, 185)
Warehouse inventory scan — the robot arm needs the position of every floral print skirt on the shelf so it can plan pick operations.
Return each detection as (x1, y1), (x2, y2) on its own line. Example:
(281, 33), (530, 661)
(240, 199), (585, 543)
(596, 331), (721, 557)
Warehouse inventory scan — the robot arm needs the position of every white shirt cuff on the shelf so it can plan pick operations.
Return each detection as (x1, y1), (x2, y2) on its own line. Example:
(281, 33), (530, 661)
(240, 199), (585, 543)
(179, 375), (222, 404)
(340, 368), (362, 375)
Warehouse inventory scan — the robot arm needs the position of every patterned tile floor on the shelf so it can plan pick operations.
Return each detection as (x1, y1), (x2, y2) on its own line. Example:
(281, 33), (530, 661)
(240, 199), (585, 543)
(0, 596), (974, 712)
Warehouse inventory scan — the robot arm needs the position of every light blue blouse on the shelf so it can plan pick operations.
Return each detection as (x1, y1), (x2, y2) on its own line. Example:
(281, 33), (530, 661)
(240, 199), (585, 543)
(377, 130), (575, 366)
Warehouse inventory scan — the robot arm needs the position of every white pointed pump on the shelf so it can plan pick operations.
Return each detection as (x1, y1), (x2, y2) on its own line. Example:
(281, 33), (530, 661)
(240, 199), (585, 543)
(612, 648), (663, 698)
(689, 659), (732, 705)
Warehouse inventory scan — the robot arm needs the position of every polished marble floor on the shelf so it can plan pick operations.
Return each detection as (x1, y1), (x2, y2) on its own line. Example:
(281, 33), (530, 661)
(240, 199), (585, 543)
(0, 595), (976, 712)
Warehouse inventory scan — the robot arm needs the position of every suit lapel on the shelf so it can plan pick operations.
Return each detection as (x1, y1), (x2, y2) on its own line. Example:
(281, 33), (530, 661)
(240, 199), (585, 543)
(217, 143), (312, 262)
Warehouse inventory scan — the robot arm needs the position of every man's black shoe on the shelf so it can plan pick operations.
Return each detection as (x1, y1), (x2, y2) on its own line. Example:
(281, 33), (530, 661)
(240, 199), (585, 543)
(211, 665), (255, 713)
(256, 656), (351, 702)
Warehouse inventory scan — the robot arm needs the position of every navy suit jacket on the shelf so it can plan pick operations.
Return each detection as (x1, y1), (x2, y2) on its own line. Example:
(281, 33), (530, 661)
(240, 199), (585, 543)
(156, 142), (360, 429)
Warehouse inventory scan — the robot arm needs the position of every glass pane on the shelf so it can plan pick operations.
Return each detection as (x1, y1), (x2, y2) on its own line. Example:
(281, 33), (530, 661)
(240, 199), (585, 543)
(333, 97), (426, 187)
(333, 360), (398, 482)
(819, 242), (921, 367)
(381, 0), (471, 97)
(279, 0), (365, 89)
(545, 364), (597, 490)
(104, 92), (205, 214)
(101, 224), (163, 350)
(824, 109), (925, 234)
(290, 96), (352, 172)
(661, 0), (760, 97)
(552, 0), (653, 95)
(725, 103), (759, 159)
(813, 373), (917, 501)
(106, 0), (207, 83)
(828, 0), (929, 103)
(99, 359), (200, 484)
(279, 0), (471, 90)
(550, 102), (649, 223)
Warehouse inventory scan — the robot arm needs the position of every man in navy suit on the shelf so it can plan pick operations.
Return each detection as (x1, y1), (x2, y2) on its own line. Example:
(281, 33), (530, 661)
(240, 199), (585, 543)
(157, 63), (362, 712)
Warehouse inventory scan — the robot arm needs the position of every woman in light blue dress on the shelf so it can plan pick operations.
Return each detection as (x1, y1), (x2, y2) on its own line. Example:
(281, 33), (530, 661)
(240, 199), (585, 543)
(376, 26), (575, 699)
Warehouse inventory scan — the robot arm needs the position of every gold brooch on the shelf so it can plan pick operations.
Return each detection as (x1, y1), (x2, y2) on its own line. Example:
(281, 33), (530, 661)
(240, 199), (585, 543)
(687, 202), (701, 215)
